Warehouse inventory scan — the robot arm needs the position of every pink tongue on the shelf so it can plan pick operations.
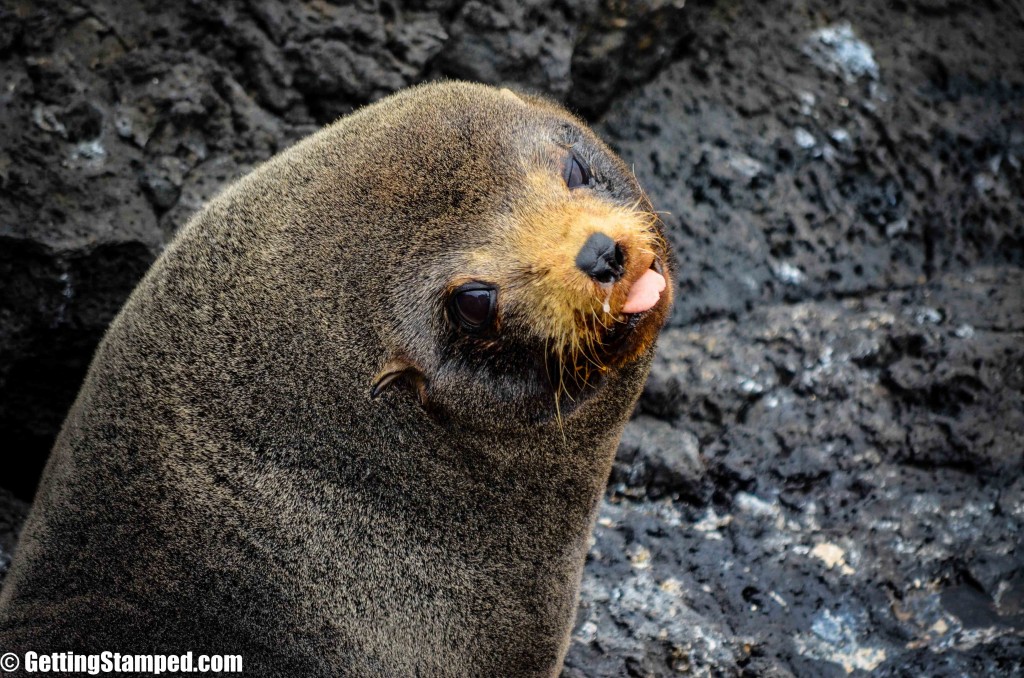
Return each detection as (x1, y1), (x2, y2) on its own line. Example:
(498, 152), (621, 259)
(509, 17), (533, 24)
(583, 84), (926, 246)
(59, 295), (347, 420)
(622, 268), (667, 314)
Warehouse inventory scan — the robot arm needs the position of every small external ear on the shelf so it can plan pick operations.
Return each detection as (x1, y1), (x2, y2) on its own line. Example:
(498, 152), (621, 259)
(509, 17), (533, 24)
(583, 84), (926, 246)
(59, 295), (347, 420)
(370, 359), (428, 405)
(499, 87), (526, 106)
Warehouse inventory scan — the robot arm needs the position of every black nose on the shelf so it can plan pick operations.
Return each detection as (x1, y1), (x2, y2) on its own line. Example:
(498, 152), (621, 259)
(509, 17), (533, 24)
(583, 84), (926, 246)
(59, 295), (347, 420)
(575, 232), (625, 284)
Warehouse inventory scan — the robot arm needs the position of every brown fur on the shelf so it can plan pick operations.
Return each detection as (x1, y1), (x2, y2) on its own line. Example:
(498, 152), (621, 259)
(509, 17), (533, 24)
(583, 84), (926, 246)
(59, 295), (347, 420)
(0, 82), (672, 676)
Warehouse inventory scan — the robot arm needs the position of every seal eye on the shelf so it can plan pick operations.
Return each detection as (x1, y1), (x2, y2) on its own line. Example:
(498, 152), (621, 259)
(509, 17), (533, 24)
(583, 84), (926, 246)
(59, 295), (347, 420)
(450, 283), (497, 332)
(564, 152), (591, 189)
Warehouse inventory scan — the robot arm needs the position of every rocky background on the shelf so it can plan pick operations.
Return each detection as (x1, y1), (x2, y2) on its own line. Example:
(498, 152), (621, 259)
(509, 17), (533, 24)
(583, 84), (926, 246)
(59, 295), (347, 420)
(1, 0), (1022, 675)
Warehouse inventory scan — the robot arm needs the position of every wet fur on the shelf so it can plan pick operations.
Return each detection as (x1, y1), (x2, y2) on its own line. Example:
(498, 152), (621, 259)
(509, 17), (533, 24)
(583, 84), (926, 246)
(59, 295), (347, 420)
(0, 82), (669, 676)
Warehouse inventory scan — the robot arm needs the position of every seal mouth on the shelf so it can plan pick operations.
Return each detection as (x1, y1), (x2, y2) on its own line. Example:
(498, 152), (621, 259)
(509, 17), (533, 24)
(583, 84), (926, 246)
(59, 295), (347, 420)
(595, 255), (670, 360)
(620, 257), (668, 315)
(543, 250), (671, 417)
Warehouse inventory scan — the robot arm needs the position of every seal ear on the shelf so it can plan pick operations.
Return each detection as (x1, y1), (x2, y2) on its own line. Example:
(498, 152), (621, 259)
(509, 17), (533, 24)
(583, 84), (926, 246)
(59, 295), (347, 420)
(371, 359), (428, 405)
(498, 87), (526, 106)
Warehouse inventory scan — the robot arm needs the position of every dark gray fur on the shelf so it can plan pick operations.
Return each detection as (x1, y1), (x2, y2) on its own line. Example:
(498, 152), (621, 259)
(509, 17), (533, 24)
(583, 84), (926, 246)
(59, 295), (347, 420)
(0, 82), (663, 676)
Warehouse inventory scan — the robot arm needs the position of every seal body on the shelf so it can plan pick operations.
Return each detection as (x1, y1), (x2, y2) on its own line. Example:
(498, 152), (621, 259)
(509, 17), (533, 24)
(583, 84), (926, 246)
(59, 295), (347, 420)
(0, 82), (672, 676)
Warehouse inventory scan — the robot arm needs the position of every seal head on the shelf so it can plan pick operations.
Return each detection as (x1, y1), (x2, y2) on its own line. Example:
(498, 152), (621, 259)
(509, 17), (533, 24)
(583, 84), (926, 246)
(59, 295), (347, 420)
(366, 89), (673, 426)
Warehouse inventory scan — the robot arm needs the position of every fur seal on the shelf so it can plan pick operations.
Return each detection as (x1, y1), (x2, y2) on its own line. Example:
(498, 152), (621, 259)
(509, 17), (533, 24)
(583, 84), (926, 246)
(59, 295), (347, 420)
(0, 82), (673, 676)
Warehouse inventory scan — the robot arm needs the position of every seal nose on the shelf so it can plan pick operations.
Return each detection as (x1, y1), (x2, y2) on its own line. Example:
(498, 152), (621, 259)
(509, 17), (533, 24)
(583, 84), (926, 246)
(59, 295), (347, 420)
(575, 232), (625, 284)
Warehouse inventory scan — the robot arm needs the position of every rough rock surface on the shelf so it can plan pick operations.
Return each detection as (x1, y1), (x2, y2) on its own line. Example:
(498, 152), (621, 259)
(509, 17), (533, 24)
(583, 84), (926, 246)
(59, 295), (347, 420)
(566, 268), (1024, 676)
(599, 1), (1024, 327)
(0, 488), (28, 582)
(1, 0), (1022, 675)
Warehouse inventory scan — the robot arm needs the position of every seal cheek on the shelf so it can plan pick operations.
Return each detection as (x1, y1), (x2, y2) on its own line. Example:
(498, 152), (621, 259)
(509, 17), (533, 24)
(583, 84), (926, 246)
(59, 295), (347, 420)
(370, 358), (429, 405)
